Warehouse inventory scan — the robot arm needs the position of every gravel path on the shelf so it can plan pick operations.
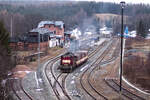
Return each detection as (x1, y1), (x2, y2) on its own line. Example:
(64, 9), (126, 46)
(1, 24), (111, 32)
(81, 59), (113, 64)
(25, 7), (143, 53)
(22, 71), (57, 100)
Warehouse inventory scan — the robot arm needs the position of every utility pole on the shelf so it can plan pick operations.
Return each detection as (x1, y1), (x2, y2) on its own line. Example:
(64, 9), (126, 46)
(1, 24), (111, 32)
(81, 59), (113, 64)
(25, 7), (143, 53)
(120, 1), (125, 98)
(34, 32), (40, 89)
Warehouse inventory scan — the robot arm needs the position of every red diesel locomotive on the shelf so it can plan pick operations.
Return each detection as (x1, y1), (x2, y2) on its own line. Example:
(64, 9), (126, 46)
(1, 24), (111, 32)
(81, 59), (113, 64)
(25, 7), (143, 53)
(59, 51), (88, 72)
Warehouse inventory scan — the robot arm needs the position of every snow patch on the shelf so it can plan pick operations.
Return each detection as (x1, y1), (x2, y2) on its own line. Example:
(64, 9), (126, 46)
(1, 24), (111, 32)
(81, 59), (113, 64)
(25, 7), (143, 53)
(80, 64), (89, 71)
(71, 81), (75, 84)
(122, 76), (150, 95)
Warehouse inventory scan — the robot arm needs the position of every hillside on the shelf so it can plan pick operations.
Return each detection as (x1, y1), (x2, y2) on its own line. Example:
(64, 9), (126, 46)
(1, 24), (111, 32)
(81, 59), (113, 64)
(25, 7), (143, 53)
(94, 13), (129, 26)
(95, 13), (120, 20)
(124, 38), (150, 92)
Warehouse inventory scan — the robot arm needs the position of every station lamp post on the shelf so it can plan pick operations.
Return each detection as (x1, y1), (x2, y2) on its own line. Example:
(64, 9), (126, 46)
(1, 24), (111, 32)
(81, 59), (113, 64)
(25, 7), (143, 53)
(120, 1), (125, 96)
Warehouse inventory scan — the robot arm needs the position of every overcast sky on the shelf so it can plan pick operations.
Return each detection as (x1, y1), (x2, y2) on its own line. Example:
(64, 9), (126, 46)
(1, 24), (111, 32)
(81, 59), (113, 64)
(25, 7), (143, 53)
(1, 0), (150, 4)
(75, 0), (150, 4)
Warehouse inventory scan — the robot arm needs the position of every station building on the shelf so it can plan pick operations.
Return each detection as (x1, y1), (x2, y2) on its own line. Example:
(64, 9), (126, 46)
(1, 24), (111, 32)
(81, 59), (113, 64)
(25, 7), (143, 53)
(37, 21), (65, 40)
(9, 21), (65, 51)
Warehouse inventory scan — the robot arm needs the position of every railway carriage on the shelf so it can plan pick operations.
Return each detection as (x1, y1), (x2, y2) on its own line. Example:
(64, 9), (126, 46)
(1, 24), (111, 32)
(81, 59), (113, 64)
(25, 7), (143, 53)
(59, 51), (88, 72)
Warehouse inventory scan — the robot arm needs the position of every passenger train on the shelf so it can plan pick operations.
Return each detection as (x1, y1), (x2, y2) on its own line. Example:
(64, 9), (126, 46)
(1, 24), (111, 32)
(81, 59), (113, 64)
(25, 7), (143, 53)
(59, 51), (88, 72)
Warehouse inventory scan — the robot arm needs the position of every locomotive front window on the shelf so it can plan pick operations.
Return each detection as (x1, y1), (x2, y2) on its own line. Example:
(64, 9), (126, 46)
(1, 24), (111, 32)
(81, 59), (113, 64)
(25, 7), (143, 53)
(62, 60), (71, 63)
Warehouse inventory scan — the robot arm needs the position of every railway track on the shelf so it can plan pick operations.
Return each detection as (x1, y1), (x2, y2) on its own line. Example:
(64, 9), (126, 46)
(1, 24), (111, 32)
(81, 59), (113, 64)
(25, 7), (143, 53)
(102, 39), (146, 100)
(43, 39), (109, 100)
(8, 38), (122, 100)
(100, 39), (120, 65)
(9, 37), (147, 100)
(85, 39), (120, 100)
(105, 79), (145, 100)
(8, 79), (34, 100)
(7, 39), (112, 100)
(79, 39), (117, 100)
(44, 56), (72, 100)
(92, 38), (145, 100)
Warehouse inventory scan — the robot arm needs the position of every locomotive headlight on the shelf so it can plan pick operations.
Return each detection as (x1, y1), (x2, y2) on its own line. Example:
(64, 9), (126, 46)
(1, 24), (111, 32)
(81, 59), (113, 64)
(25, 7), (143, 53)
(62, 60), (71, 63)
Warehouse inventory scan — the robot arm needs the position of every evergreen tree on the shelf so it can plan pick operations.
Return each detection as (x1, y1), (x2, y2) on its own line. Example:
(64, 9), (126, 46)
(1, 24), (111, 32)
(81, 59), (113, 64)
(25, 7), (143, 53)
(136, 19), (147, 38)
(0, 21), (10, 53)
(0, 20), (14, 100)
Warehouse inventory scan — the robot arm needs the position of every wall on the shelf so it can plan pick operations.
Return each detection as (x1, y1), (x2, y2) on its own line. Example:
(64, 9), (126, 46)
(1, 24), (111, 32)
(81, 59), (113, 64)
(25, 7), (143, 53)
(9, 41), (49, 51)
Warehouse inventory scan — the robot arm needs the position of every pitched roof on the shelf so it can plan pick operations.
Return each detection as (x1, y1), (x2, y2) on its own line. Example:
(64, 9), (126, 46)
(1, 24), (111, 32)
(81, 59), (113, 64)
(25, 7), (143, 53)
(37, 21), (64, 29)
(30, 28), (51, 35)
(55, 21), (64, 29)
(37, 21), (54, 28)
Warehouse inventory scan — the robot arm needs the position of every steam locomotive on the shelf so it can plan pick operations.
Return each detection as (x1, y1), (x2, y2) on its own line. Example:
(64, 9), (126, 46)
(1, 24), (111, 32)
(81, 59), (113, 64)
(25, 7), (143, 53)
(59, 51), (88, 72)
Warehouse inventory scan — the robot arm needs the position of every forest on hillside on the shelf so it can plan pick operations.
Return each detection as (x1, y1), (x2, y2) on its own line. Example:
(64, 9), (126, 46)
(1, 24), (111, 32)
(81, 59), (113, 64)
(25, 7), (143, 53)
(0, 1), (150, 37)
